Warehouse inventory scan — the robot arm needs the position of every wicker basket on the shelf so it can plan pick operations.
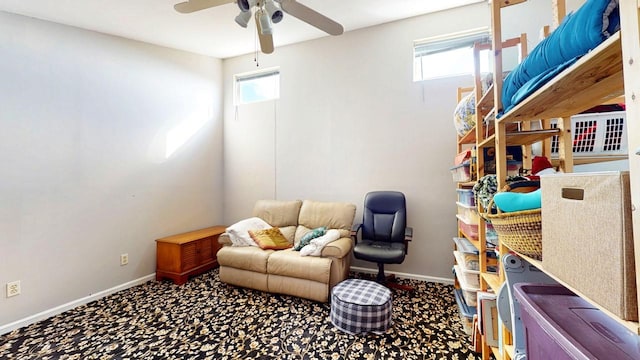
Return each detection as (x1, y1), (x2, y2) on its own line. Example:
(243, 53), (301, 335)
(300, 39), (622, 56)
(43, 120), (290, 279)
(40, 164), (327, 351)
(483, 188), (542, 260)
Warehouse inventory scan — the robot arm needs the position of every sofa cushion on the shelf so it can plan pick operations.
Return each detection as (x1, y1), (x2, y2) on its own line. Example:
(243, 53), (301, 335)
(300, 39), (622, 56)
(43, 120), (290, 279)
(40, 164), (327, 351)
(226, 217), (271, 246)
(217, 246), (274, 273)
(278, 225), (297, 243)
(252, 200), (302, 228)
(296, 201), (356, 242)
(294, 226), (326, 251)
(249, 227), (292, 250)
(267, 249), (332, 283)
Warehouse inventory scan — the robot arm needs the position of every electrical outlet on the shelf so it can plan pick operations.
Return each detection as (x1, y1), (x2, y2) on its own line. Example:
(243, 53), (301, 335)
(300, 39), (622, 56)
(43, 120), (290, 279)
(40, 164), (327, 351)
(120, 253), (129, 266)
(7, 281), (20, 298)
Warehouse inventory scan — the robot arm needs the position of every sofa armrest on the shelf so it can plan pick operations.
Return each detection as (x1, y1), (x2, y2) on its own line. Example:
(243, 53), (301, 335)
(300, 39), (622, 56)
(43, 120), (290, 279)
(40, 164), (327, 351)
(218, 233), (232, 247)
(320, 237), (353, 258)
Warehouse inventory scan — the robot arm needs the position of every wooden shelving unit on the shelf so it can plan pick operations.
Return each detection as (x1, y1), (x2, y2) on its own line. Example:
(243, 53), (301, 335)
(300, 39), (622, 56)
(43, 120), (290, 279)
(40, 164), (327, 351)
(481, 1), (640, 359)
(452, 31), (529, 360)
(497, 32), (623, 124)
(453, 3), (640, 358)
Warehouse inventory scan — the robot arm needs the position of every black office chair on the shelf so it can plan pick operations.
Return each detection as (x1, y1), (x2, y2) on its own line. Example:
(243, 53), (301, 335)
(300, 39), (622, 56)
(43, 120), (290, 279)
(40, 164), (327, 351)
(352, 191), (413, 291)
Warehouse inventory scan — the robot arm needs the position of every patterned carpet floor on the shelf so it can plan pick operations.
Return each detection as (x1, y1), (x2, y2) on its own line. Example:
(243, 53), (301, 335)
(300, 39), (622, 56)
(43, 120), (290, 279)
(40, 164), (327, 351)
(0, 269), (480, 359)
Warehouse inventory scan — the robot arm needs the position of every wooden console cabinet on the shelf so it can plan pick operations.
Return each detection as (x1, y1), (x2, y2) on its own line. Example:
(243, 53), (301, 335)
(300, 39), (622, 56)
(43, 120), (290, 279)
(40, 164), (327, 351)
(155, 225), (225, 285)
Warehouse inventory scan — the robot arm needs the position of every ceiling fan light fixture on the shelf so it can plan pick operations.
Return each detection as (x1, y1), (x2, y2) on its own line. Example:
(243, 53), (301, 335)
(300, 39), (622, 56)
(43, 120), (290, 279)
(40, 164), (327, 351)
(235, 10), (252, 28)
(256, 9), (273, 35)
(265, 0), (283, 24)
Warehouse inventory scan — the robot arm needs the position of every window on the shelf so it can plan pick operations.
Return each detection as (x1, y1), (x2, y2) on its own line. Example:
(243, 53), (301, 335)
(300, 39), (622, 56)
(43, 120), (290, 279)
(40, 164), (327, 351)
(234, 68), (280, 105)
(413, 28), (491, 81)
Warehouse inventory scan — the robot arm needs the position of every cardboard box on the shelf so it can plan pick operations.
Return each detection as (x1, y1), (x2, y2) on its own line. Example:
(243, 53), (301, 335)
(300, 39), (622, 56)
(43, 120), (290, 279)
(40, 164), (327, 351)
(541, 171), (637, 321)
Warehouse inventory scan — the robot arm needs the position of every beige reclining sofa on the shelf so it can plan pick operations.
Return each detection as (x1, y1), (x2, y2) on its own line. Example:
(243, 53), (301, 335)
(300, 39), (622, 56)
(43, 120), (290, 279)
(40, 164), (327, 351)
(217, 199), (356, 302)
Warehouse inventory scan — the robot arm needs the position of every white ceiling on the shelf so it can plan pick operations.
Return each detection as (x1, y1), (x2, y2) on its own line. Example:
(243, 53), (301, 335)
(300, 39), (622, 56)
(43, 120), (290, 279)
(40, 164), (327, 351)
(0, 0), (483, 59)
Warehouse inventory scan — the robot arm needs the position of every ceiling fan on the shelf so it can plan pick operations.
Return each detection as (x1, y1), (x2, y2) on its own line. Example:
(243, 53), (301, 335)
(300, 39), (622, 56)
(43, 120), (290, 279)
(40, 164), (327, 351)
(173, 0), (344, 54)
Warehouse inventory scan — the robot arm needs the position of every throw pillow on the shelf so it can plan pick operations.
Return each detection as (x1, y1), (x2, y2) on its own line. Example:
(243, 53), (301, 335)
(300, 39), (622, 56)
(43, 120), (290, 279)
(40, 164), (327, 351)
(294, 226), (327, 251)
(300, 229), (340, 256)
(249, 227), (292, 250)
(226, 217), (271, 246)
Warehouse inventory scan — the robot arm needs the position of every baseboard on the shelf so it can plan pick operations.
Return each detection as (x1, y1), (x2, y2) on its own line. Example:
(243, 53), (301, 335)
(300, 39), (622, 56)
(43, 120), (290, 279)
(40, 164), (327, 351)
(350, 266), (454, 285)
(0, 273), (156, 335)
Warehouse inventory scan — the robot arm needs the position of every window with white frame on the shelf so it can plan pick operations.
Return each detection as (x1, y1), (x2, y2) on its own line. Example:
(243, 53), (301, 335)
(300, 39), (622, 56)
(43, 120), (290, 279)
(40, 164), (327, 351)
(413, 28), (492, 81)
(234, 68), (280, 105)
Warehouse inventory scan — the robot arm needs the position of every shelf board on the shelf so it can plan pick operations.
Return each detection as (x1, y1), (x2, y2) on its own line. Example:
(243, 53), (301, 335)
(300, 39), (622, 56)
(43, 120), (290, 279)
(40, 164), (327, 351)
(458, 181), (477, 188)
(498, 32), (624, 124)
(507, 248), (640, 334)
(478, 134), (495, 149)
(478, 128), (560, 148)
(477, 84), (495, 118)
(482, 272), (502, 293)
(505, 128), (561, 146)
(551, 154), (628, 166)
(458, 128), (476, 145)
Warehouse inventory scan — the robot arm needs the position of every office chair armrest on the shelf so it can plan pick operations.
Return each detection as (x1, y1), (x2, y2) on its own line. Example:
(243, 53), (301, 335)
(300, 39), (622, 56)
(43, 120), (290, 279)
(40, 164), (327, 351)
(404, 227), (413, 241)
(350, 223), (362, 243)
(404, 227), (413, 254)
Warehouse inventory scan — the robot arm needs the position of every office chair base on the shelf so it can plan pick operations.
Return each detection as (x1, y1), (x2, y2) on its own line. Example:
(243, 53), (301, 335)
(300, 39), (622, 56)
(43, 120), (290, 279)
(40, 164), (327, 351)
(376, 266), (414, 292)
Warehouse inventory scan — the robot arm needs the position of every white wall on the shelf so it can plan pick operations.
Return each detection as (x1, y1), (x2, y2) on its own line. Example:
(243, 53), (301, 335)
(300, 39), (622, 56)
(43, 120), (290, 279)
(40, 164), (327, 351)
(222, 2), (564, 280)
(0, 12), (224, 326)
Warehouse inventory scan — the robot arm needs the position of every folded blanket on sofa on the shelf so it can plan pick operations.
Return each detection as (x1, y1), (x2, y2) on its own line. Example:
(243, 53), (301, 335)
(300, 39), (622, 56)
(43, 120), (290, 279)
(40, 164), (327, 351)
(500, 0), (620, 114)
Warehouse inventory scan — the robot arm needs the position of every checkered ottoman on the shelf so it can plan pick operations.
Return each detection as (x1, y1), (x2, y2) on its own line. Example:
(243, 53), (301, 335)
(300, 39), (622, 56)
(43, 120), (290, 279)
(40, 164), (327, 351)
(330, 278), (393, 334)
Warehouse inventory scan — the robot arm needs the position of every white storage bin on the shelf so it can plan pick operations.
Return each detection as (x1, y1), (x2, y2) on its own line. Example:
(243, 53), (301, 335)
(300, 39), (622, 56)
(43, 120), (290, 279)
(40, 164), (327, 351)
(454, 265), (480, 305)
(456, 202), (479, 225)
(456, 189), (475, 207)
(454, 264), (480, 288)
(461, 288), (478, 307)
(454, 250), (479, 272)
(550, 111), (627, 157)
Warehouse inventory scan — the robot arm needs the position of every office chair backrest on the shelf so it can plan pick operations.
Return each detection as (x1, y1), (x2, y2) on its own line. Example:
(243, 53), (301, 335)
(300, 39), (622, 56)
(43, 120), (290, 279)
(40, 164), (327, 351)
(362, 191), (406, 243)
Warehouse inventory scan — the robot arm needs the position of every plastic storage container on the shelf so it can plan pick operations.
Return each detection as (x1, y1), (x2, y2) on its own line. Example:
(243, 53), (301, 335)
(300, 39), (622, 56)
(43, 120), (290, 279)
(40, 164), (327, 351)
(484, 159), (522, 176)
(454, 264), (480, 306)
(514, 283), (640, 360)
(550, 111), (628, 157)
(454, 288), (476, 335)
(456, 202), (479, 225)
(450, 163), (472, 182)
(457, 218), (479, 241)
(457, 189), (475, 207)
(454, 264), (480, 288)
(454, 250), (479, 271)
(453, 237), (478, 254)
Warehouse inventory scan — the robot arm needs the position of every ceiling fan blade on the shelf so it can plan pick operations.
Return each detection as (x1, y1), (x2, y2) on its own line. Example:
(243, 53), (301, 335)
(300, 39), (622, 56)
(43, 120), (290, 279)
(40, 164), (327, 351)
(278, 0), (344, 36)
(174, 0), (234, 14)
(256, 15), (275, 54)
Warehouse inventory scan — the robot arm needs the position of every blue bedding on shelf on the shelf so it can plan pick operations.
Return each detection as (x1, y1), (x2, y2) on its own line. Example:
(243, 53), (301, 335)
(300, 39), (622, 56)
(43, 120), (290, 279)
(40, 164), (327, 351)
(500, 0), (620, 115)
